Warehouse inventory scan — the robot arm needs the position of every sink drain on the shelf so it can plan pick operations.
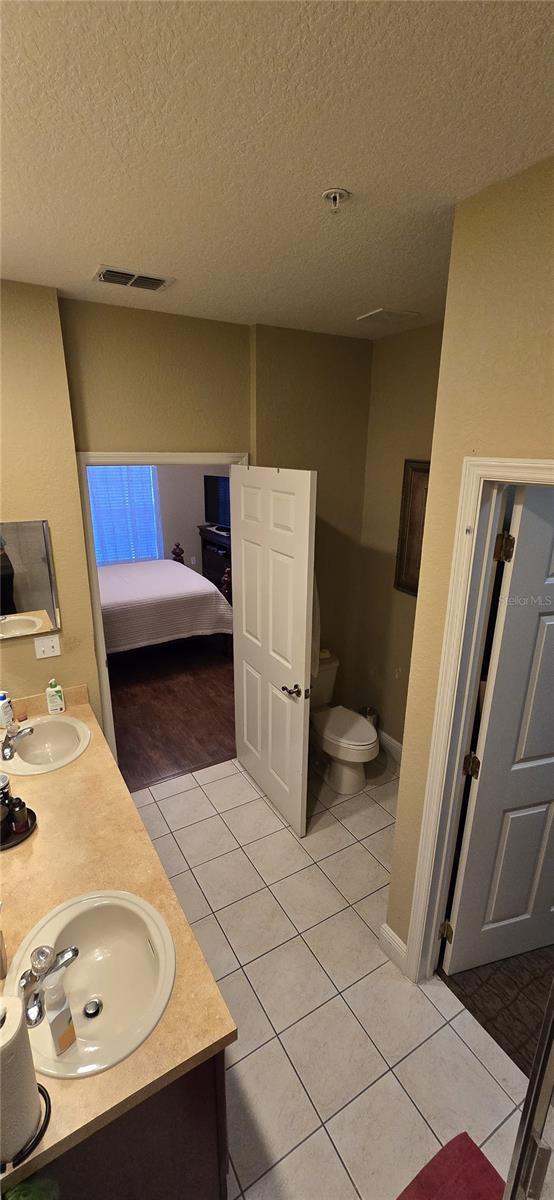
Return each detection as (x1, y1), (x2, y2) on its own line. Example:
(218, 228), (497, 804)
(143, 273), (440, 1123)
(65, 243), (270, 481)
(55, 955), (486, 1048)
(83, 997), (103, 1019)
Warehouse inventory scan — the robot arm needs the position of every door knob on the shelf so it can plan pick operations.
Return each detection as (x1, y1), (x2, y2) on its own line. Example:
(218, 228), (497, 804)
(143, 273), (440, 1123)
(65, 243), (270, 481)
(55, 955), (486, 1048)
(281, 684), (302, 698)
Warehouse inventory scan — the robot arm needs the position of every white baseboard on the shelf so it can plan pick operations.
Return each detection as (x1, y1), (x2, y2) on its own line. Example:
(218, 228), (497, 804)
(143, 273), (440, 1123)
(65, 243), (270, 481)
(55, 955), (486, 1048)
(380, 730), (402, 762)
(379, 922), (408, 973)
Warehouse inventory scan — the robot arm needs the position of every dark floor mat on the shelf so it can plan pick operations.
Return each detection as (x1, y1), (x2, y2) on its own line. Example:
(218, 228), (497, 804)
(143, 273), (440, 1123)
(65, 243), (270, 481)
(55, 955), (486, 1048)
(397, 1131), (504, 1199)
(441, 944), (554, 1077)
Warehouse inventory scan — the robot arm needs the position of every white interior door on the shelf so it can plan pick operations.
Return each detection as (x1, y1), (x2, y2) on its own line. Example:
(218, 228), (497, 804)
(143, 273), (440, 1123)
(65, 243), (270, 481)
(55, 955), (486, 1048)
(230, 465), (316, 836)
(444, 484), (554, 974)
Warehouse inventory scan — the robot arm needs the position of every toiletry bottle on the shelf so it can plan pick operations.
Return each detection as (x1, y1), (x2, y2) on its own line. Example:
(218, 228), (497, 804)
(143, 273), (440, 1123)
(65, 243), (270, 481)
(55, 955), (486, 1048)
(0, 773), (12, 806)
(46, 679), (65, 714)
(0, 693), (13, 727)
(0, 775), (12, 846)
(10, 797), (29, 836)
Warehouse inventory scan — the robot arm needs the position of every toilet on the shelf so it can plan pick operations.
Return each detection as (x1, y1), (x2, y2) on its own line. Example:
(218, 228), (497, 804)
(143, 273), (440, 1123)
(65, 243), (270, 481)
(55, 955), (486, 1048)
(310, 651), (379, 795)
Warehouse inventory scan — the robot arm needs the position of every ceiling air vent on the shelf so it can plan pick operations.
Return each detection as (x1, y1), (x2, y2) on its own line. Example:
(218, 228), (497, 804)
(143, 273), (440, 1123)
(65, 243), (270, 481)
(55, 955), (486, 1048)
(129, 274), (167, 291)
(356, 307), (421, 325)
(93, 266), (175, 292)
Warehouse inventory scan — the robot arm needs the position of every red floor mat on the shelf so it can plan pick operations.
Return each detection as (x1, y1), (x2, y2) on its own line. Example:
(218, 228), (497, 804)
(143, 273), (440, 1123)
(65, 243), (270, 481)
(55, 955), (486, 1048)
(397, 1132), (505, 1200)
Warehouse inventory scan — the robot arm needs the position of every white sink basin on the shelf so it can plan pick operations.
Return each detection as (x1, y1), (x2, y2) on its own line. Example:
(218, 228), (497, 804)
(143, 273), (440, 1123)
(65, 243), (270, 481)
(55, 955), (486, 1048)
(0, 614), (42, 638)
(5, 891), (176, 1078)
(6, 714), (91, 775)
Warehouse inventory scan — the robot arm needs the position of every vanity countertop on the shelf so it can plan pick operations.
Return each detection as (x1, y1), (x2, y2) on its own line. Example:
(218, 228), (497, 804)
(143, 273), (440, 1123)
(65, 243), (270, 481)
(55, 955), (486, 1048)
(1, 690), (237, 1186)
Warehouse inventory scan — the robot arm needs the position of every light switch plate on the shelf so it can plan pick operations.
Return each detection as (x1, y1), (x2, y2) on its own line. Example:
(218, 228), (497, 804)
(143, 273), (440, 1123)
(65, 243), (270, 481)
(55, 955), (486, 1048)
(34, 634), (61, 659)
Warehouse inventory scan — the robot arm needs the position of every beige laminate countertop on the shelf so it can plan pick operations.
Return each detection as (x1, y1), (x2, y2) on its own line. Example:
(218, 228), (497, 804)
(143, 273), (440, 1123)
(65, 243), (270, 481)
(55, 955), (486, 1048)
(1, 692), (237, 1187)
(0, 610), (54, 639)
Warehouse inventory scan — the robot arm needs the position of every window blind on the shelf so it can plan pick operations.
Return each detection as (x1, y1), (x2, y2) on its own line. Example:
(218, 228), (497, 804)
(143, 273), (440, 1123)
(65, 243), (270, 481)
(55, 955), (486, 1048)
(87, 465), (163, 566)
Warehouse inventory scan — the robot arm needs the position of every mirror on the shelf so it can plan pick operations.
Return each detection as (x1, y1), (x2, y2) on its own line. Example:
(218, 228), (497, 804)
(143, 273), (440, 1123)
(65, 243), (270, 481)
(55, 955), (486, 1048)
(0, 521), (60, 639)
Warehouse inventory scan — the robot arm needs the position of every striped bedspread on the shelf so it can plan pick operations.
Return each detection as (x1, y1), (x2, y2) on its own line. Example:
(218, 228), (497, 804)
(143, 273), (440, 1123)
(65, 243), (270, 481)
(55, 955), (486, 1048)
(98, 559), (233, 653)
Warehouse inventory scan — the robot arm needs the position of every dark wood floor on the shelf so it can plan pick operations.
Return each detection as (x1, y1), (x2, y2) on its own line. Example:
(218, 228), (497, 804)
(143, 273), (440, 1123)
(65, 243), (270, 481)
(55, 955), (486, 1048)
(108, 635), (236, 792)
(440, 943), (554, 1077)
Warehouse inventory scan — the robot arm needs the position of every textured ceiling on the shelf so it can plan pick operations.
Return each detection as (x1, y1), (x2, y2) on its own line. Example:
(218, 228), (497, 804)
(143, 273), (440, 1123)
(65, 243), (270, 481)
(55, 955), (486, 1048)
(2, 1), (552, 338)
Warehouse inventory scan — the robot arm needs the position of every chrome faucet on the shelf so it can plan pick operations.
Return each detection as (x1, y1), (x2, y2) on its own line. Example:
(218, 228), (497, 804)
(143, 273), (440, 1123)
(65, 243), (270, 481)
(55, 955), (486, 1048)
(19, 944), (79, 1028)
(1, 721), (34, 761)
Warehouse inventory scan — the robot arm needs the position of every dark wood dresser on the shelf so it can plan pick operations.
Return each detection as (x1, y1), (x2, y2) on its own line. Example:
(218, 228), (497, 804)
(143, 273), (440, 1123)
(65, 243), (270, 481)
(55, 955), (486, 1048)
(198, 524), (232, 598)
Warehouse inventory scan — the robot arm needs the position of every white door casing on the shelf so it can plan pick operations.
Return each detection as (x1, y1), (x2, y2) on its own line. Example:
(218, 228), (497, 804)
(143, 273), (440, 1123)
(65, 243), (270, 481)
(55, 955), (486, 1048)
(444, 485), (554, 973)
(231, 465), (317, 836)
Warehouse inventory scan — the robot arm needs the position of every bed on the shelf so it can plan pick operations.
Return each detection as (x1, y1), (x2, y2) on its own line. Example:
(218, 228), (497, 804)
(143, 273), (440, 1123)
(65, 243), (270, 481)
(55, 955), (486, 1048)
(98, 559), (233, 654)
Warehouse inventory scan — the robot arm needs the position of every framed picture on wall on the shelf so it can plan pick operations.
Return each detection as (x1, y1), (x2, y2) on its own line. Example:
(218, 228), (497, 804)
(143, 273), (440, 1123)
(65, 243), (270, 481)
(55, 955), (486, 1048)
(394, 459), (430, 596)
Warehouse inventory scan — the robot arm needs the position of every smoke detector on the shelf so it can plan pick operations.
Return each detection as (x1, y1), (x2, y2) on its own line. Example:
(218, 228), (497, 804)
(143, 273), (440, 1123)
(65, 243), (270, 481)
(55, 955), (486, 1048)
(92, 266), (175, 292)
(322, 188), (351, 213)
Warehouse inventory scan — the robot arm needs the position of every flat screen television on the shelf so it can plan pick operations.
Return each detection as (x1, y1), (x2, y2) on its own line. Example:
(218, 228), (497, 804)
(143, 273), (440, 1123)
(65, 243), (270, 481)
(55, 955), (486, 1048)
(204, 475), (231, 529)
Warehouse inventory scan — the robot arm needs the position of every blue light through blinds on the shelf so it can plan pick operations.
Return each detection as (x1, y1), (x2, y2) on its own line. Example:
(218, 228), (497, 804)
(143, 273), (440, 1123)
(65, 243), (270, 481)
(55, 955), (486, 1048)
(87, 465), (163, 566)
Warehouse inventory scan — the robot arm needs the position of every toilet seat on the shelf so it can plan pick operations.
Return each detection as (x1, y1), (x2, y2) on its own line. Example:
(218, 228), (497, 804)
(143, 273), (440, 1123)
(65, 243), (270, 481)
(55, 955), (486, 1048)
(311, 705), (378, 751)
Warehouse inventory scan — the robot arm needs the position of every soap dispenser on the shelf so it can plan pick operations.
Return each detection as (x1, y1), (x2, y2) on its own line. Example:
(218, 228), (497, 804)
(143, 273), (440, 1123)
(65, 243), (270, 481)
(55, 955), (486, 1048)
(45, 679), (65, 715)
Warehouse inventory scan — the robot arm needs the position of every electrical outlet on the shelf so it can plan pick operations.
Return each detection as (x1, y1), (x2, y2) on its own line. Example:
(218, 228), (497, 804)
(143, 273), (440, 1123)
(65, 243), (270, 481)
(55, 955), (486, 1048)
(34, 634), (61, 659)
(190, 556), (197, 567)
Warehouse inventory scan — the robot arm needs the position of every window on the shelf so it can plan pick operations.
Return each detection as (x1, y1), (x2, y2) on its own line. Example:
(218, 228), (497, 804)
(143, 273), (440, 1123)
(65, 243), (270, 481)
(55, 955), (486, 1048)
(87, 465), (163, 566)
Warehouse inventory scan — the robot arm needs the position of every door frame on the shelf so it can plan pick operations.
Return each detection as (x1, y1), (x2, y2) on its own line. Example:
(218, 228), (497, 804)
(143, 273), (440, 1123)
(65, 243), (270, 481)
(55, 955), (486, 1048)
(404, 457), (554, 983)
(77, 450), (248, 758)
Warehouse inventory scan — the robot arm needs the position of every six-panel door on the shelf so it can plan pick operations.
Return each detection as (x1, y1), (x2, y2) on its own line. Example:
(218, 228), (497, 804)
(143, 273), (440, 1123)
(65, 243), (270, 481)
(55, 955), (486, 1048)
(230, 465), (317, 836)
(444, 485), (554, 973)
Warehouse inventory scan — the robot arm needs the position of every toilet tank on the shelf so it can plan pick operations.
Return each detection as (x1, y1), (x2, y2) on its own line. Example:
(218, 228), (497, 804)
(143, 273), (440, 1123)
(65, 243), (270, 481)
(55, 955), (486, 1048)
(310, 652), (339, 708)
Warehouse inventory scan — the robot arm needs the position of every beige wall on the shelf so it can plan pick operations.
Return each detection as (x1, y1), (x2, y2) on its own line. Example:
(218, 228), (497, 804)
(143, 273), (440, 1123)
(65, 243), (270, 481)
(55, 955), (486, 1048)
(252, 324), (373, 701)
(0, 282), (100, 711)
(2, 284), (442, 751)
(56, 300), (378, 712)
(59, 300), (250, 453)
(388, 158), (554, 943)
(358, 325), (442, 741)
(157, 464), (229, 564)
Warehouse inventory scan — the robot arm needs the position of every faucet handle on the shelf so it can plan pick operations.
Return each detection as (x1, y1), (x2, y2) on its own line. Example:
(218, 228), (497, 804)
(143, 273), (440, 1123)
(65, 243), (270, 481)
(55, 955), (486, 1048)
(30, 945), (57, 978)
(30, 943), (79, 981)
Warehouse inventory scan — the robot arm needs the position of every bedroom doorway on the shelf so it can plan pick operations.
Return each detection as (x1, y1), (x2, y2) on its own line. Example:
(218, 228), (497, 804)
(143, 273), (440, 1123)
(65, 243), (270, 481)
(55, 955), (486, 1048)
(78, 451), (248, 790)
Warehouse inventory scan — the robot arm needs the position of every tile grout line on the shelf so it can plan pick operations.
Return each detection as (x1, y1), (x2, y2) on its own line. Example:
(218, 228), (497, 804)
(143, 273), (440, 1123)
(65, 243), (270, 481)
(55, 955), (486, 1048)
(256, 829), (450, 1168)
(155, 761), (517, 1170)
(233, 866), (448, 1170)
(159, 761), (494, 1181)
(237, 1121), (357, 1200)
(149, 766), (397, 883)
(154, 771), (451, 1038)
(388, 1032), (519, 1151)
(387, 1019), (451, 1071)
(157, 762), (391, 839)
(169, 819), (393, 904)
(225, 966), (366, 1200)
(224, 982), (331, 1196)
(249, 871), (483, 1156)
(150, 759), (510, 1181)
(479, 1105), (521, 1151)
(447, 1020), (527, 1109)
(181, 774), (400, 1193)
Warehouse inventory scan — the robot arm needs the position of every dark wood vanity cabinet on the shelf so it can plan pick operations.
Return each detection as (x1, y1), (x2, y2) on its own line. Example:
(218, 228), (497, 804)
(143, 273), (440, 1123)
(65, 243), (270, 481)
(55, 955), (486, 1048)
(25, 1052), (230, 1199)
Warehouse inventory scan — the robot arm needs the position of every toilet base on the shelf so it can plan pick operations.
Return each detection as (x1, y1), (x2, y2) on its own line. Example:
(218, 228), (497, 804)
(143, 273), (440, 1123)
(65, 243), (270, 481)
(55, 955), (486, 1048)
(324, 758), (366, 795)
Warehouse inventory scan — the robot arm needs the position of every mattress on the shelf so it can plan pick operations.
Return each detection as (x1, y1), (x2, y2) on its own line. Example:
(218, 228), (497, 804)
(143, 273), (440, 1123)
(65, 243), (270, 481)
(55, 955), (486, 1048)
(98, 559), (233, 653)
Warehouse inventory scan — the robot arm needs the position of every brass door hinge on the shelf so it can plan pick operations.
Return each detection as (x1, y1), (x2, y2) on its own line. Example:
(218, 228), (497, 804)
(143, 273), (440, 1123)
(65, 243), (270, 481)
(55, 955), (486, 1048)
(494, 531), (515, 563)
(439, 920), (453, 943)
(463, 752), (481, 779)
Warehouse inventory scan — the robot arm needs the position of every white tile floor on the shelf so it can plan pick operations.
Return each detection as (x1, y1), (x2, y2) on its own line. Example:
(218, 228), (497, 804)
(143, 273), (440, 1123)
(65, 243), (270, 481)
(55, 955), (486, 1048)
(134, 753), (528, 1199)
